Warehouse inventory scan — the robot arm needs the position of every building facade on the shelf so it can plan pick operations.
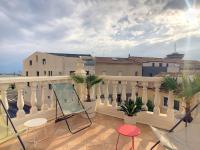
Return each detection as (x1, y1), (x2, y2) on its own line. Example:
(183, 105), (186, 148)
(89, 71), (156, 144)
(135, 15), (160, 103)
(23, 52), (95, 77)
(95, 57), (142, 76)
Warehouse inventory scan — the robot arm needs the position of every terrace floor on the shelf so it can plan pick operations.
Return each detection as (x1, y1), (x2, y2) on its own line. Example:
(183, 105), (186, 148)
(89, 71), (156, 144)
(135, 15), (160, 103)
(0, 113), (164, 150)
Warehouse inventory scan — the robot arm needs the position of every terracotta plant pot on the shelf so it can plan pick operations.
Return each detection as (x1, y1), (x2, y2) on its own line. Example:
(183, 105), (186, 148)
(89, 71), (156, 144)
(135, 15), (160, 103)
(124, 115), (137, 124)
(81, 100), (97, 118)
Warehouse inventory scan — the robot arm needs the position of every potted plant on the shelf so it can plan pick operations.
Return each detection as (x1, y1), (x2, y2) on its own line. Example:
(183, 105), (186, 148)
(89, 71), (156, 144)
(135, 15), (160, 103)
(146, 100), (154, 112)
(71, 74), (102, 118)
(162, 76), (178, 120)
(175, 75), (200, 123)
(119, 99), (141, 124)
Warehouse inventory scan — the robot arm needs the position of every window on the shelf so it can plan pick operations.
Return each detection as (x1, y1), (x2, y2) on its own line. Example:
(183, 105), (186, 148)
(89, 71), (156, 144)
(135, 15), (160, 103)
(163, 97), (168, 106)
(36, 71), (39, 76)
(48, 71), (53, 76)
(26, 71), (28, 76)
(42, 59), (46, 65)
(44, 71), (46, 76)
(29, 60), (32, 66)
(159, 63), (162, 67)
(36, 55), (38, 62)
(152, 63), (155, 67)
(174, 100), (179, 110)
(86, 71), (89, 75)
(70, 71), (75, 75)
(27, 82), (30, 87)
(135, 71), (138, 76)
(166, 63), (169, 67)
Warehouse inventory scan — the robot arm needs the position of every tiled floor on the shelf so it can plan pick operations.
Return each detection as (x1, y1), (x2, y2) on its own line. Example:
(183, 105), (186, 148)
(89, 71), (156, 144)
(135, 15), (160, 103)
(0, 113), (164, 150)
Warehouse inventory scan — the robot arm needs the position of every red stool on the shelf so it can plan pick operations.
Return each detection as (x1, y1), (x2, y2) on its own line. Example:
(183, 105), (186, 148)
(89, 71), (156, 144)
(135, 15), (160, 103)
(116, 124), (141, 150)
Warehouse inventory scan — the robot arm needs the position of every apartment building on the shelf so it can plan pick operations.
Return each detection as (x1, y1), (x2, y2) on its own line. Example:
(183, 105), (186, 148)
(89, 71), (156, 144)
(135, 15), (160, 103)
(23, 52), (95, 77)
(95, 57), (142, 76)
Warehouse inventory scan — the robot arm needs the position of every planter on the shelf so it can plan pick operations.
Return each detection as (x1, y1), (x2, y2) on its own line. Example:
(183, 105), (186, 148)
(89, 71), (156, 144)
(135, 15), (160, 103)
(124, 115), (136, 124)
(81, 100), (97, 118)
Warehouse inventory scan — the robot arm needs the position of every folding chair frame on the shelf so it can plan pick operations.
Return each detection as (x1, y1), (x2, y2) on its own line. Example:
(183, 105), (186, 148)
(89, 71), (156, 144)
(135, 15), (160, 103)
(53, 84), (92, 134)
(151, 102), (200, 150)
(0, 100), (26, 150)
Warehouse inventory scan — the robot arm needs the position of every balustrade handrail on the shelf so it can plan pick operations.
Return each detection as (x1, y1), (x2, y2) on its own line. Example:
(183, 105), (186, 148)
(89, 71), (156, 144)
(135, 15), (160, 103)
(100, 75), (162, 82)
(0, 76), (70, 84)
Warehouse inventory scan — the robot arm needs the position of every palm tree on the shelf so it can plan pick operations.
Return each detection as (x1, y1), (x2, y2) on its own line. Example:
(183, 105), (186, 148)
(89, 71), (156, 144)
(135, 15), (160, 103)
(162, 76), (178, 92)
(71, 74), (102, 102)
(176, 75), (200, 122)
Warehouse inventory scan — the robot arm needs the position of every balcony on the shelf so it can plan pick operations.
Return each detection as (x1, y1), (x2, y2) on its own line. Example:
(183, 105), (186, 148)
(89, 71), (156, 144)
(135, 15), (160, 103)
(0, 74), (194, 150)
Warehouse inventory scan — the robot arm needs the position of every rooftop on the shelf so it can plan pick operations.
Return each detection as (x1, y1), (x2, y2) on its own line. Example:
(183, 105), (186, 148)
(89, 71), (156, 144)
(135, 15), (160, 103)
(0, 114), (164, 150)
(48, 53), (91, 58)
(95, 57), (141, 65)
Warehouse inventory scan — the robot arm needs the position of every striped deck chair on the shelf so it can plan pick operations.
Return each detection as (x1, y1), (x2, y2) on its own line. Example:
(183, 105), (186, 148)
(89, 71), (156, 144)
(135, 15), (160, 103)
(0, 100), (26, 150)
(52, 83), (92, 134)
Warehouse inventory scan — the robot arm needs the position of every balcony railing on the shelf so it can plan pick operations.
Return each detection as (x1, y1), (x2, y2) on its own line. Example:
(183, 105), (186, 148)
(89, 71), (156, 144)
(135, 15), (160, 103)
(0, 75), (198, 129)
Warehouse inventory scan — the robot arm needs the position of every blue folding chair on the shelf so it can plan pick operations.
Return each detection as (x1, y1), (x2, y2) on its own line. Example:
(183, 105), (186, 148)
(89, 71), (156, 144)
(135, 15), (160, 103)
(52, 83), (92, 134)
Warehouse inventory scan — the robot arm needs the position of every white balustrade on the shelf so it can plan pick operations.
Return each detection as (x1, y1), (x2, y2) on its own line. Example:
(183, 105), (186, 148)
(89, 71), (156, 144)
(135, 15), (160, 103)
(142, 82), (148, 110)
(96, 84), (102, 104)
(167, 91), (174, 120)
(112, 81), (118, 107)
(16, 83), (25, 118)
(131, 82), (137, 101)
(0, 84), (9, 110)
(103, 80), (110, 106)
(41, 82), (48, 110)
(153, 82), (161, 115)
(30, 82), (38, 114)
(121, 81), (127, 101)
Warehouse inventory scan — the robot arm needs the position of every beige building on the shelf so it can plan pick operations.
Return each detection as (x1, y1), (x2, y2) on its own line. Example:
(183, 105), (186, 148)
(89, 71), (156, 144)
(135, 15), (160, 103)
(95, 57), (142, 76)
(23, 51), (95, 77)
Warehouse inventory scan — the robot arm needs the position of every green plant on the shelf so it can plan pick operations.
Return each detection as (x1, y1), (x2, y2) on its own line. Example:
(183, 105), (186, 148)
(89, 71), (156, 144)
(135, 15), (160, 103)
(162, 76), (178, 91)
(71, 74), (102, 102)
(135, 97), (143, 112)
(119, 99), (140, 116)
(147, 100), (154, 112)
(176, 75), (200, 122)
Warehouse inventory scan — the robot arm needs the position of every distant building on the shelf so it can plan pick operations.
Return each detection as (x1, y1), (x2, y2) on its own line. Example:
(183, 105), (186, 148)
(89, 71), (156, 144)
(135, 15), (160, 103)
(129, 56), (180, 77)
(95, 57), (142, 76)
(23, 52), (95, 77)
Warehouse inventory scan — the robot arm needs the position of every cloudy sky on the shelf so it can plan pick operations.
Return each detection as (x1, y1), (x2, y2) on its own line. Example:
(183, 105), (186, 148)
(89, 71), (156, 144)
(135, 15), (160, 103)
(0, 0), (200, 73)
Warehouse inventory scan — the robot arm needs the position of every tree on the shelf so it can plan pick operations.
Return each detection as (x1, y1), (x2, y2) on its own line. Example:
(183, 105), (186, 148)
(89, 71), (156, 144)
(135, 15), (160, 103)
(71, 74), (102, 102)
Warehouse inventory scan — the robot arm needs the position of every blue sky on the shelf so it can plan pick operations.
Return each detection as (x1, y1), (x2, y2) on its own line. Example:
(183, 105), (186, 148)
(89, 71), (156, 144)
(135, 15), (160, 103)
(0, 0), (200, 73)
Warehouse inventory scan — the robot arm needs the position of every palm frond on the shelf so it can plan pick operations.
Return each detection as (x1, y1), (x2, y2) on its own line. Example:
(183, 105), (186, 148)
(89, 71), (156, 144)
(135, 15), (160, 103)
(71, 75), (85, 84)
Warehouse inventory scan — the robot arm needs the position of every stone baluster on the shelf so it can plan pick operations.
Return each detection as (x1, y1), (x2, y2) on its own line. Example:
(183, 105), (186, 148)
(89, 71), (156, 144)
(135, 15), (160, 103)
(179, 98), (185, 114)
(0, 84), (9, 111)
(104, 80), (109, 106)
(131, 82), (137, 101)
(112, 81), (118, 107)
(167, 91), (174, 120)
(121, 81), (127, 101)
(30, 82), (38, 113)
(96, 84), (102, 104)
(90, 86), (95, 100)
(16, 83), (25, 118)
(41, 82), (48, 110)
(153, 82), (161, 115)
(142, 82), (148, 110)
(50, 86), (56, 109)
